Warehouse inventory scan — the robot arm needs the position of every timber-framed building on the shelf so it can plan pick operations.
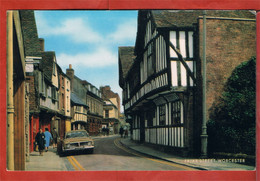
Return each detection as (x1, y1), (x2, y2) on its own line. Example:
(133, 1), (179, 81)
(119, 10), (256, 156)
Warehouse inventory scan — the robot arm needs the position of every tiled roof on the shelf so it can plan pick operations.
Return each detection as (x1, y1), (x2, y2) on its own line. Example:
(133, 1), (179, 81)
(20, 10), (42, 57)
(71, 92), (88, 107)
(40, 51), (55, 82)
(151, 10), (256, 28)
(118, 47), (135, 86)
(135, 10), (255, 55)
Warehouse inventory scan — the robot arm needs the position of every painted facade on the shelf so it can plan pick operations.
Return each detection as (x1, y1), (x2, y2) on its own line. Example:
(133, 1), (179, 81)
(119, 10), (256, 156)
(103, 99), (120, 134)
(57, 65), (71, 138)
(66, 65), (103, 135)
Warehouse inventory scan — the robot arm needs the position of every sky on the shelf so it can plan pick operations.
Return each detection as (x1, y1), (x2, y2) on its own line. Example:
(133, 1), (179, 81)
(35, 10), (138, 111)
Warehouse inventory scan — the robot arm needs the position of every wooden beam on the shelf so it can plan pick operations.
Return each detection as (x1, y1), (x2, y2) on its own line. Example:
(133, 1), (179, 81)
(169, 41), (196, 84)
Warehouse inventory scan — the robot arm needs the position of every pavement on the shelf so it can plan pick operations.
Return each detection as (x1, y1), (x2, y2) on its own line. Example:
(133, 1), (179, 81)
(25, 135), (255, 171)
(25, 147), (71, 171)
(119, 137), (255, 171)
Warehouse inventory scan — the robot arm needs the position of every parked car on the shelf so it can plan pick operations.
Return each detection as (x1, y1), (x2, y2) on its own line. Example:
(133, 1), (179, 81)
(57, 130), (94, 156)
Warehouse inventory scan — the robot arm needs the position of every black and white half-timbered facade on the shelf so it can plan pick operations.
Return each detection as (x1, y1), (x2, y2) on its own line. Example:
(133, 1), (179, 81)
(119, 10), (256, 156)
(119, 10), (196, 156)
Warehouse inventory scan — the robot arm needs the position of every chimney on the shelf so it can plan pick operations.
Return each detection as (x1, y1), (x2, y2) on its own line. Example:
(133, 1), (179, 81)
(66, 64), (74, 92)
(39, 38), (44, 51)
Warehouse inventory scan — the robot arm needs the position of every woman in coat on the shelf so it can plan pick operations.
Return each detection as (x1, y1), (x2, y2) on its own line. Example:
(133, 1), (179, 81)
(44, 128), (52, 152)
(35, 128), (45, 156)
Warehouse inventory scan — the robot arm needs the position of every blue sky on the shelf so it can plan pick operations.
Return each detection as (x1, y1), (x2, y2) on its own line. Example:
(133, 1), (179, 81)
(35, 10), (138, 110)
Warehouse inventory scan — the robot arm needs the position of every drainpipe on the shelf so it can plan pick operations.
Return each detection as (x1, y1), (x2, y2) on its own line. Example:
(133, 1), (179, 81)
(7, 11), (14, 170)
(201, 10), (208, 158)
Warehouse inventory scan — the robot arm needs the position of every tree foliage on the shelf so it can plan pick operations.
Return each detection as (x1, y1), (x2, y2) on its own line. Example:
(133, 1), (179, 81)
(207, 57), (256, 155)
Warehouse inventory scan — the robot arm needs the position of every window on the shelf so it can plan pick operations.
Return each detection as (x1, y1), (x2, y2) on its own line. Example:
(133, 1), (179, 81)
(40, 73), (46, 96)
(159, 105), (166, 126)
(83, 107), (87, 114)
(51, 87), (57, 100)
(61, 93), (64, 109)
(76, 106), (81, 112)
(171, 100), (181, 125)
(53, 63), (56, 76)
(105, 110), (109, 118)
(67, 96), (69, 112)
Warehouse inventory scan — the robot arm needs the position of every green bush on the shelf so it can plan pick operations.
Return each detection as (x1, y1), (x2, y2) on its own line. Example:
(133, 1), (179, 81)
(208, 57), (256, 155)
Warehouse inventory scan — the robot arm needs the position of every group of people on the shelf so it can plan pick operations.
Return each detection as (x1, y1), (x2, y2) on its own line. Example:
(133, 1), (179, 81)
(119, 127), (128, 138)
(35, 127), (58, 156)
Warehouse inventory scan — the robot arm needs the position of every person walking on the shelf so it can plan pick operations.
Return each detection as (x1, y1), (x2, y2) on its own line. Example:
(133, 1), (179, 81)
(51, 128), (58, 148)
(119, 127), (124, 138)
(35, 128), (45, 156)
(44, 128), (52, 152)
(124, 129), (128, 138)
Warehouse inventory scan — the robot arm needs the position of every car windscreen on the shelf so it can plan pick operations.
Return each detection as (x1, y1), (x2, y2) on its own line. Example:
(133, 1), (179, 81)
(65, 131), (89, 138)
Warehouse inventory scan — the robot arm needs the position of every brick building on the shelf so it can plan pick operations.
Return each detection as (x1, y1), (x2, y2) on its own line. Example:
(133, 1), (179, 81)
(119, 10), (256, 156)
(100, 86), (121, 134)
(100, 85), (121, 115)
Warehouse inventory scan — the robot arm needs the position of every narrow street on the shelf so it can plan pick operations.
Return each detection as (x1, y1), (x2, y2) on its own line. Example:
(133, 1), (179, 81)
(64, 136), (196, 171)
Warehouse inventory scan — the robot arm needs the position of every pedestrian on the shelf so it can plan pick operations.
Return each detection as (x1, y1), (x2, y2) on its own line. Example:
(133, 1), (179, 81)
(102, 127), (106, 136)
(119, 127), (124, 138)
(106, 127), (109, 136)
(124, 129), (128, 138)
(51, 127), (58, 148)
(44, 128), (52, 152)
(35, 128), (45, 156)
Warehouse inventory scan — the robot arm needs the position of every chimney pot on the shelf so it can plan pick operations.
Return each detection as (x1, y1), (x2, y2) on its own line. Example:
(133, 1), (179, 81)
(69, 64), (72, 69)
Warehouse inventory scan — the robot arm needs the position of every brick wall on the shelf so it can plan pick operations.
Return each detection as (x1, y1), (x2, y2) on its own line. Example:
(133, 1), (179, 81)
(198, 18), (256, 120)
(26, 75), (38, 112)
(100, 86), (121, 113)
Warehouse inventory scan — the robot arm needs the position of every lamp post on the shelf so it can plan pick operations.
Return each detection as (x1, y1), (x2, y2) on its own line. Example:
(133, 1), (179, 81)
(201, 10), (208, 158)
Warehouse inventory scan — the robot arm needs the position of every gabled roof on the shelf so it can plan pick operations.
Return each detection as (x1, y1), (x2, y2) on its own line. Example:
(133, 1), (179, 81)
(57, 64), (70, 80)
(118, 46), (136, 87)
(40, 51), (55, 82)
(71, 92), (88, 107)
(20, 10), (42, 57)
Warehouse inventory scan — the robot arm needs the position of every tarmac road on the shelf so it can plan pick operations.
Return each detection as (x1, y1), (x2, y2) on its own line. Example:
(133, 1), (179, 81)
(65, 136), (196, 171)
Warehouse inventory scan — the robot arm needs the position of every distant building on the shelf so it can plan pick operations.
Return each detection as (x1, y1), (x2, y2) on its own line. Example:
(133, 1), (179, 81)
(57, 65), (71, 138)
(82, 81), (103, 136)
(66, 65), (103, 135)
(103, 99), (120, 134)
(100, 86), (121, 116)
(119, 10), (256, 156)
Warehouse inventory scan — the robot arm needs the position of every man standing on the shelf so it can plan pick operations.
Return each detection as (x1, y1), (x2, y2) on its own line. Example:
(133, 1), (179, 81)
(51, 128), (58, 148)
(35, 128), (45, 156)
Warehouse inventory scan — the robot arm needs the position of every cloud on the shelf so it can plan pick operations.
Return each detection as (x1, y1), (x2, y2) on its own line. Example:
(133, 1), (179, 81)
(57, 47), (117, 68)
(36, 13), (102, 43)
(107, 19), (137, 43)
(36, 12), (136, 45)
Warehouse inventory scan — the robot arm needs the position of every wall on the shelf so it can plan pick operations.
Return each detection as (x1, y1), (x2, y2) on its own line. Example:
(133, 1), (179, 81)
(198, 18), (256, 120)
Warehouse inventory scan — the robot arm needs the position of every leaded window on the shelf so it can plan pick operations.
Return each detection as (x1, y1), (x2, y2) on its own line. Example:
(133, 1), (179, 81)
(171, 100), (181, 125)
(159, 105), (166, 126)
